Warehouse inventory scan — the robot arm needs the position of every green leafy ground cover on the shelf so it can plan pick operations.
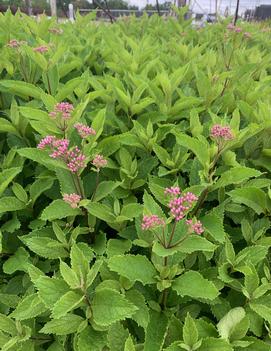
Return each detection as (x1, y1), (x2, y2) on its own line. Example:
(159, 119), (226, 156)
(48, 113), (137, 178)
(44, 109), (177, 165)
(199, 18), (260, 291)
(0, 9), (271, 351)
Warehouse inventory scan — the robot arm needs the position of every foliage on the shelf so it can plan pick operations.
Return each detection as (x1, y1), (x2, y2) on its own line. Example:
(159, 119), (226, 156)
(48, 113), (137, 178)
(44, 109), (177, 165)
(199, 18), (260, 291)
(0, 9), (271, 351)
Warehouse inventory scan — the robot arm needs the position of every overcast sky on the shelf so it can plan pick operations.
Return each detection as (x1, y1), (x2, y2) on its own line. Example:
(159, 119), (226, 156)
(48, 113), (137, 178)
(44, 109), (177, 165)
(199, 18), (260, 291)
(128, 0), (271, 13)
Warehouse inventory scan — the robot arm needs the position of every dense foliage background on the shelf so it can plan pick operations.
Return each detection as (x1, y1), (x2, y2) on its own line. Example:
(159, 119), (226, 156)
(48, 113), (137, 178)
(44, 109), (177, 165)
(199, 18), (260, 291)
(0, 9), (271, 351)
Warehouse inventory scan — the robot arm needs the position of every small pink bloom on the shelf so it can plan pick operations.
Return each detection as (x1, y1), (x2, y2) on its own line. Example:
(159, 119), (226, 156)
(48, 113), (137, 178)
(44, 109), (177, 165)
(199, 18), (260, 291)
(227, 23), (235, 30)
(141, 215), (165, 230)
(168, 192), (198, 221)
(244, 32), (251, 39)
(234, 27), (242, 33)
(67, 146), (86, 173)
(186, 219), (204, 235)
(33, 45), (49, 53)
(37, 135), (56, 149)
(7, 39), (20, 48)
(74, 123), (96, 138)
(63, 193), (81, 208)
(92, 154), (107, 171)
(50, 139), (69, 159)
(210, 124), (233, 141)
(165, 186), (181, 197)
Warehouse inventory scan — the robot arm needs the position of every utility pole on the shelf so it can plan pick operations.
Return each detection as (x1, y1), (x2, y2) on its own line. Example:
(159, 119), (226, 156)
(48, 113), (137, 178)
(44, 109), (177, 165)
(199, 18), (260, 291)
(25, 0), (32, 15)
(234, 0), (240, 24)
(50, 0), (57, 17)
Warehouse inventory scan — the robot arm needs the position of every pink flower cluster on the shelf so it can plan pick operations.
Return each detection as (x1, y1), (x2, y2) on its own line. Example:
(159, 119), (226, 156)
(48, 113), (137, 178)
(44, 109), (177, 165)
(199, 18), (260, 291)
(49, 102), (74, 120)
(33, 46), (48, 53)
(186, 219), (204, 235)
(141, 215), (165, 230)
(67, 147), (86, 173)
(7, 39), (21, 48)
(169, 192), (198, 221)
(227, 23), (242, 33)
(165, 186), (181, 196)
(37, 136), (86, 173)
(74, 123), (96, 138)
(63, 193), (81, 208)
(210, 124), (233, 141)
(92, 154), (107, 171)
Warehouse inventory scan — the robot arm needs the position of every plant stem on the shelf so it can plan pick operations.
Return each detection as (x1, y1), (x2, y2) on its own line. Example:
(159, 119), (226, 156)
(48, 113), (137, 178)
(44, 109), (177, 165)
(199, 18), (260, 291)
(46, 72), (52, 95)
(161, 256), (168, 309)
(75, 172), (85, 198)
(167, 220), (177, 248)
(91, 172), (100, 201)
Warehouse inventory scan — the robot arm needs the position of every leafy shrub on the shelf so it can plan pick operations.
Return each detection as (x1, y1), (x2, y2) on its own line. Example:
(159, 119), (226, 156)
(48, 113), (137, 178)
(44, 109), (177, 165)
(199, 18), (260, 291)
(0, 9), (271, 351)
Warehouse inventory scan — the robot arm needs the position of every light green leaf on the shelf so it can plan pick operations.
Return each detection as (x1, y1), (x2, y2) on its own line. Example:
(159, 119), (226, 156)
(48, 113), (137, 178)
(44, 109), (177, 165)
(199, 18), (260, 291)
(93, 181), (120, 202)
(217, 307), (246, 340)
(0, 197), (25, 213)
(212, 167), (262, 190)
(0, 167), (22, 196)
(201, 213), (225, 243)
(125, 289), (150, 330)
(59, 261), (80, 289)
(52, 291), (84, 319)
(77, 326), (107, 351)
(108, 254), (157, 285)
(92, 288), (138, 326)
(175, 133), (209, 168)
(84, 202), (116, 223)
(120, 203), (143, 220)
(40, 314), (84, 335)
(125, 335), (136, 351)
(172, 271), (219, 300)
(144, 310), (168, 351)
(228, 187), (267, 214)
(35, 276), (69, 308)
(0, 314), (17, 335)
(11, 293), (47, 320)
(21, 236), (68, 259)
(0, 80), (43, 99)
(29, 177), (54, 205)
(18, 148), (67, 171)
(199, 337), (233, 351)
(0, 118), (19, 135)
(183, 313), (198, 347)
(41, 199), (81, 221)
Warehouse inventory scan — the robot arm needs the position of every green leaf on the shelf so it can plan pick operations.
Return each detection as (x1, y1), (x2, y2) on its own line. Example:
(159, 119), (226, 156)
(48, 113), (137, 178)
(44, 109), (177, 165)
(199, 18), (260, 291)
(125, 335), (136, 351)
(0, 167), (22, 196)
(92, 288), (138, 326)
(0, 118), (19, 135)
(91, 108), (106, 140)
(125, 289), (150, 330)
(217, 307), (246, 341)
(144, 310), (168, 351)
(12, 183), (28, 203)
(120, 203), (143, 220)
(0, 80), (43, 99)
(86, 259), (103, 288)
(93, 181), (120, 202)
(175, 133), (209, 168)
(52, 291), (84, 319)
(201, 213), (225, 243)
(84, 202), (116, 222)
(108, 254), (157, 285)
(199, 337), (233, 351)
(77, 326), (107, 351)
(212, 167), (262, 190)
(35, 276), (69, 308)
(10, 293), (47, 320)
(249, 303), (271, 324)
(143, 191), (165, 218)
(107, 322), (129, 351)
(41, 199), (81, 221)
(0, 314), (17, 335)
(3, 248), (30, 274)
(40, 314), (84, 335)
(59, 261), (80, 289)
(228, 187), (267, 214)
(18, 148), (67, 171)
(29, 177), (54, 205)
(0, 197), (25, 213)
(178, 235), (216, 254)
(21, 236), (68, 259)
(183, 313), (198, 347)
(172, 271), (219, 300)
